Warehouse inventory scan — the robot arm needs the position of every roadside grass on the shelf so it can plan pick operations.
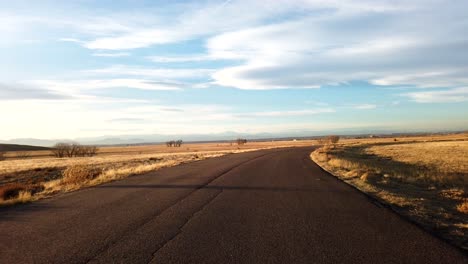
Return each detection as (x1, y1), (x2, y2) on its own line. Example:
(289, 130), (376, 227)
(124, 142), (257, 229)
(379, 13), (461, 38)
(0, 182), (43, 205)
(311, 140), (468, 251)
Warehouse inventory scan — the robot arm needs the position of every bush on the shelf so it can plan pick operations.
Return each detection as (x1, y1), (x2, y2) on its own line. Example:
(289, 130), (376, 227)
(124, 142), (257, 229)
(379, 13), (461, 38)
(457, 200), (468, 214)
(0, 183), (44, 201)
(62, 165), (100, 185)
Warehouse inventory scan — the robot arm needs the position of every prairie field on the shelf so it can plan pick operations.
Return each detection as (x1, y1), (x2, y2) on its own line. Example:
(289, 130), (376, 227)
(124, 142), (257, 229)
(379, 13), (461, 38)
(0, 139), (316, 206)
(311, 133), (468, 251)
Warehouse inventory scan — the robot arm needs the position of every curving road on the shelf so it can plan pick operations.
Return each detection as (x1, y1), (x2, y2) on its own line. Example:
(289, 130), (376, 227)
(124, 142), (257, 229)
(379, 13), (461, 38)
(0, 147), (466, 263)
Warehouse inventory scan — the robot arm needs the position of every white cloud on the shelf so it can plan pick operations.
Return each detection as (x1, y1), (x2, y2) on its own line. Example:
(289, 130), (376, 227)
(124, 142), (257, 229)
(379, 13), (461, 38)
(83, 65), (214, 79)
(404, 87), (468, 103)
(148, 54), (214, 63)
(354, 104), (377, 110)
(92, 52), (131, 57)
(75, 0), (413, 50)
(27, 79), (182, 93)
(58, 38), (84, 43)
(236, 108), (335, 117)
(5, 1), (468, 90)
(202, 1), (468, 90)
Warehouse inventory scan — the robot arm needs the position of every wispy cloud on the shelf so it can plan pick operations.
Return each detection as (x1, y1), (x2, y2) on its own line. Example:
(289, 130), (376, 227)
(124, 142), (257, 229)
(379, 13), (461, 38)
(404, 87), (468, 103)
(58, 38), (84, 44)
(354, 104), (377, 110)
(83, 65), (214, 79)
(27, 79), (182, 93)
(235, 108), (335, 118)
(0, 82), (72, 101)
(92, 52), (131, 57)
(148, 54), (214, 63)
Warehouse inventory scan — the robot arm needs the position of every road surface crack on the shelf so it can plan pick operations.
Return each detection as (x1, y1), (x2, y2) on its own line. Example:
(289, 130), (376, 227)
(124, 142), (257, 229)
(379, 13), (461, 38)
(147, 188), (224, 263)
(85, 150), (279, 264)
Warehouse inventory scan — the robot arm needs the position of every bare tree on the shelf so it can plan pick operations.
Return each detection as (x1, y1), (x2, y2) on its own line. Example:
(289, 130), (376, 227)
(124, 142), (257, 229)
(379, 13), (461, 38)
(16, 152), (31, 159)
(236, 138), (248, 145)
(327, 135), (340, 145)
(317, 138), (327, 145)
(52, 143), (69, 158)
(85, 145), (99, 156)
(52, 143), (98, 158)
(166, 140), (183, 147)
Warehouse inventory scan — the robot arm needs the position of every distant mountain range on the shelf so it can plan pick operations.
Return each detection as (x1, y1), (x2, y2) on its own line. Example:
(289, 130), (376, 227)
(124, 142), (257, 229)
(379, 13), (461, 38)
(2, 128), (466, 147)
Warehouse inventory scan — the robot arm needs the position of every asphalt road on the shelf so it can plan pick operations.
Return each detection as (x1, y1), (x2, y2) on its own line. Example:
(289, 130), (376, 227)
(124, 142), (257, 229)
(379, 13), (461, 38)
(0, 147), (466, 263)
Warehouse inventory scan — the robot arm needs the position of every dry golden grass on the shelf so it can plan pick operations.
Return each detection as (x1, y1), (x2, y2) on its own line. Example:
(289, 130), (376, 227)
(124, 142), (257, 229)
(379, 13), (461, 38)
(0, 140), (317, 206)
(311, 134), (468, 251)
(2, 139), (319, 160)
(366, 141), (468, 175)
(62, 165), (101, 185)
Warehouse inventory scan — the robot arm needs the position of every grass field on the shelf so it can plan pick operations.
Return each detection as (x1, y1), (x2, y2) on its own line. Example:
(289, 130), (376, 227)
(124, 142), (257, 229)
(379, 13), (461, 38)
(0, 140), (316, 206)
(311, 133), (468, 251)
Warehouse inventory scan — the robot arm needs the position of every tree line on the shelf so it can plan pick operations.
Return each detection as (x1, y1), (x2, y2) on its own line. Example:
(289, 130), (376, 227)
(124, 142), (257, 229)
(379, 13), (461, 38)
(52, 143), (99, 158)
(166, 140), (183, 147)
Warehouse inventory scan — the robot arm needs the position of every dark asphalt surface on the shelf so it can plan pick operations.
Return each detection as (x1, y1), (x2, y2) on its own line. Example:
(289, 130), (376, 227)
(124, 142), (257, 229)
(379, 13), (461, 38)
(0, 147), (466, 263)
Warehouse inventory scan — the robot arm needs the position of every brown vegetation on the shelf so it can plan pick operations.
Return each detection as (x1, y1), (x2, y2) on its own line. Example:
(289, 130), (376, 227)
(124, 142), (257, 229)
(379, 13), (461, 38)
(317, 135), (340, 145)
(52, 143), (99, 158)
(457, 200), (468, 214)
(166, 140), (183, 147)
(61, 165), (101, 185)
(0, 183), (43, 202)
(311, 137), (468, 251)
(236, 138), (248, 145)
(15, 151), (31, 159)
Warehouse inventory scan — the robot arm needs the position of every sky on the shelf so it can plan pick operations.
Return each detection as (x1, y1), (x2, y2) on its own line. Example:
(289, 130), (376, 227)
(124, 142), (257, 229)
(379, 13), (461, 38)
(1, 0), (467, 141)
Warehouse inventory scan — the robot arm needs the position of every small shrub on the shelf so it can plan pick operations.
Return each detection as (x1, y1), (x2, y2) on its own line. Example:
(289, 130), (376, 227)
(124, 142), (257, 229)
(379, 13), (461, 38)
(62, 165), (100, 185)
(0, 183), (44, 201)
(456, 200), (468, 214)
(0, 183), (27, 200)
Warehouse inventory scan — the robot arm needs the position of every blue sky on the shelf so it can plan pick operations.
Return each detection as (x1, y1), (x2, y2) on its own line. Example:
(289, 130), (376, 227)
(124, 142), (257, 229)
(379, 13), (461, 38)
(1, 0), (467, 140)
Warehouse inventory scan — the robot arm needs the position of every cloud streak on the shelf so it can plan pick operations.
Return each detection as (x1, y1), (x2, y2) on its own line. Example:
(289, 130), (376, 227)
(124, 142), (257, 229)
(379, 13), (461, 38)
(0, 83), (71, 100)
(404, 87), (468, 103)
